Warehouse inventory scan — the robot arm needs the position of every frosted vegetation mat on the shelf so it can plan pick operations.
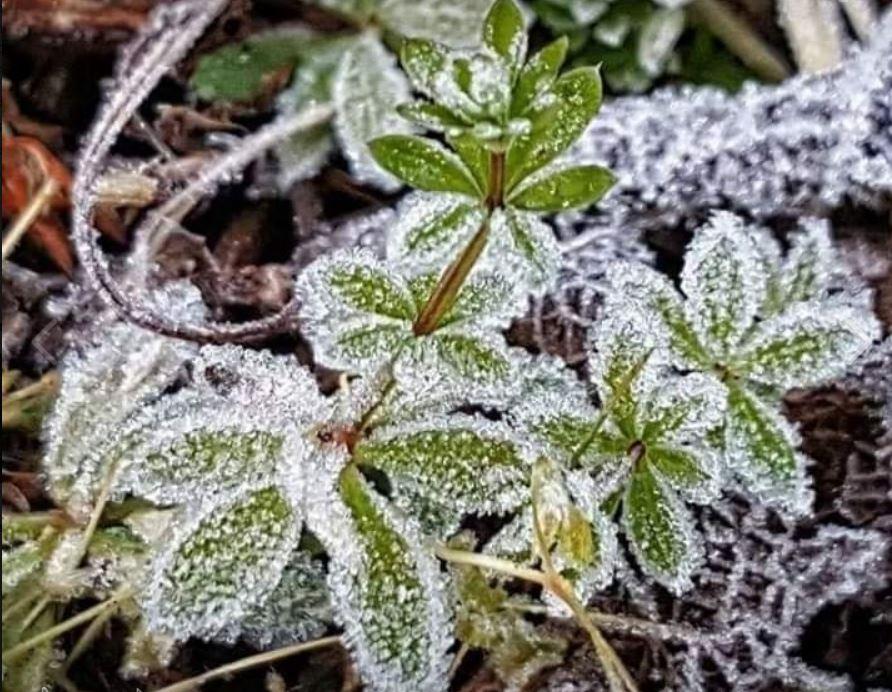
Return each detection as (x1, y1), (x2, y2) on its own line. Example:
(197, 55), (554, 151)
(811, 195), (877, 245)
(1, 1), (890, 691)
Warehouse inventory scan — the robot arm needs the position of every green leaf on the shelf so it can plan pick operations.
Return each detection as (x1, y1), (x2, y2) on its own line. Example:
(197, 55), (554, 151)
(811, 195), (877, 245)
(491, 207), (561, 294)
(780, 220), (834, 306)
(332, 468), (450, 690)
(452, 540), (566, 689)
(505, 66), (602, 190)
(648, 445), (716, 501)
(606, 262), (712, 369)
(680, 212), (765, 356)
(146, 485), (299, 639)
(440, 273), (514, 327)
(337, 322), (411, 363)
(355, 418), (529, 516)
(511, 36), (569, 116)
(2, 540), (48, 598)
(623, 465), (697, 593)
(369, 135), (482, 196)
(725, 383), (811, 513)
(508, 164), (615, 211)
(333, 33), (414, 190)
(400, 38), (450, 96)
(447, 132), (491, 192)
(327, 259), (415, 320)
(398, 101), (470, 131)
(190, 30), (315, 102)
(388, 193), (486, 266)
(483, 0), (527, 72)
(735, 304), (879, 390)
(428, 332), (513, 382)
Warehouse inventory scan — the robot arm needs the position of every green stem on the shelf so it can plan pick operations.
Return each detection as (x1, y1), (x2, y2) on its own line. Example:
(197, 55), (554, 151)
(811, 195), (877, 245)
(688, 0), (790, 83)
(152, 635), (342, 692)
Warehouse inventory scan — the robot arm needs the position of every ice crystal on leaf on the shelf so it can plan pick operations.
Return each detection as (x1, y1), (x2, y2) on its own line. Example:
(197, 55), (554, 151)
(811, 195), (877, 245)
(297, 248), (517, 398)
(606, 212), (881, 516)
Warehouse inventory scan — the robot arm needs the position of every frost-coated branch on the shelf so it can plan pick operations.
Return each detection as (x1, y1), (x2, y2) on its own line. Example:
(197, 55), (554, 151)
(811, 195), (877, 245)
(71, 0), (332, 343)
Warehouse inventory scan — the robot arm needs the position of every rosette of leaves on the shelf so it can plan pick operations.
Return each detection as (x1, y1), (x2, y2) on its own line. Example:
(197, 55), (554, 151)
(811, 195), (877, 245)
(510, 314), (725, 594)
(369, 0), (615, 295)
(190, 0), (494, 190)
(606, 212), (881, 515)
(532, 0), (756, 93)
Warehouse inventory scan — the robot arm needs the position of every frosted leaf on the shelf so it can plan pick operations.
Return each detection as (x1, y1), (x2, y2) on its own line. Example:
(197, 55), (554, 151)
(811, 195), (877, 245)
(355, 415), (532, 519)
(386, 192), (486, 271)
(486, 207), (561, 298)
(369, 134), (482, 196)
(318, 469), (452, 691)
(724, 384), (813, 515)
(504, 65), (602, 191)
(511, 36), (569, 117)
(622, 465), (700, 594)
(2, 541), (46, 597)
(333, 33), (414, 191)
(735, 302), (881, 390)
(680, 212), (766, 358)
(605, 261), (710, 369)
(507, 164), (615, 212)
(43, 287), (201, 516)
(483, 0), (528, 74)
(240, 550), (333, 649)
(777, 217), (836, 308)
(377, 0), (493, 48)
(647, 445), (721, 504)
(144, 484), (300, 641)
(639, 372), (727, 446)
(276, 126), (334, 188)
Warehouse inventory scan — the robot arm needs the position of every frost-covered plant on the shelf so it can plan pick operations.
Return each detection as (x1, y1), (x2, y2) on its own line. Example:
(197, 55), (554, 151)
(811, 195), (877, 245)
(190, 0), (495, 190)
(606, 212), (881, 514)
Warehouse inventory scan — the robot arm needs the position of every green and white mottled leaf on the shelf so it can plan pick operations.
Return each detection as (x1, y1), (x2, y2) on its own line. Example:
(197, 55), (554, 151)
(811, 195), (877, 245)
(483, 0), (528, 73)
(379, 0), (493, 48)
(447, 132), (490, 192)
(387, 192), (486, 268)
(43, 284), (203, 517)
(511, 36), (568, 116)
(333, 33), (414, 191)
(622, 464), (699, 594)
(504, 66), (602, 190)
(488, 207), (560, 296)
(778, 218), (836, 307)
(412, 331), (514, 385)
(400, 38), (451, 97)
(440, 271), (515, 328)
(680, 212), (766, 357)
(605, 261), (711, 369)
(2, 541), (47, 598)
(508, 164), (615, 211)
(397, 101), (470, 132)
(190, 28), (317, 102)
(145, 485), (300, 640)
(356, 415), (530, 517)
(648, 445), (720, 503)
(322, 469), (451, 691)
(724, 383), (812, 515)
(369, 135), (482, 196)
(639, 372), (726, 446)
(735, 303), (880, 390)
(241, 550), (333, 648)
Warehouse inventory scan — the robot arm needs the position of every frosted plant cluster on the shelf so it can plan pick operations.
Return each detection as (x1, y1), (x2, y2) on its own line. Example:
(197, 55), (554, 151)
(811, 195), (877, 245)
(10, 0), (887, 691)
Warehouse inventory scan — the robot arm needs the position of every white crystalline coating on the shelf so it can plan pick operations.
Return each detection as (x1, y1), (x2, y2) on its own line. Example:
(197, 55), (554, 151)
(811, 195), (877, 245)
(333, 32), (415, 191)
(724, 385), (814, 516)
(509, 389), (600, 466)
(2, 541), (45, 597)
(508, 351), (592, 405)
(482, 207), (561, 302)
(735, 301), (881, 390)
(191, 344), (329, 423)
(601, 499), (890, 692)
(385, 192), (486, 272)
(377, 0), (492, 48)
(638, 372), (727, 446)
(118, 622), (177, 680)
(359, 413), (534, 519)
(778, 217), (836, 306)
(144, 483), (300, 642)
(305, 466), (452, 692)
(240, 550), (333, 649)
(778, 0), (845, 72)
(43, 301), (198, 517)
(680, 212), (766, 359)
